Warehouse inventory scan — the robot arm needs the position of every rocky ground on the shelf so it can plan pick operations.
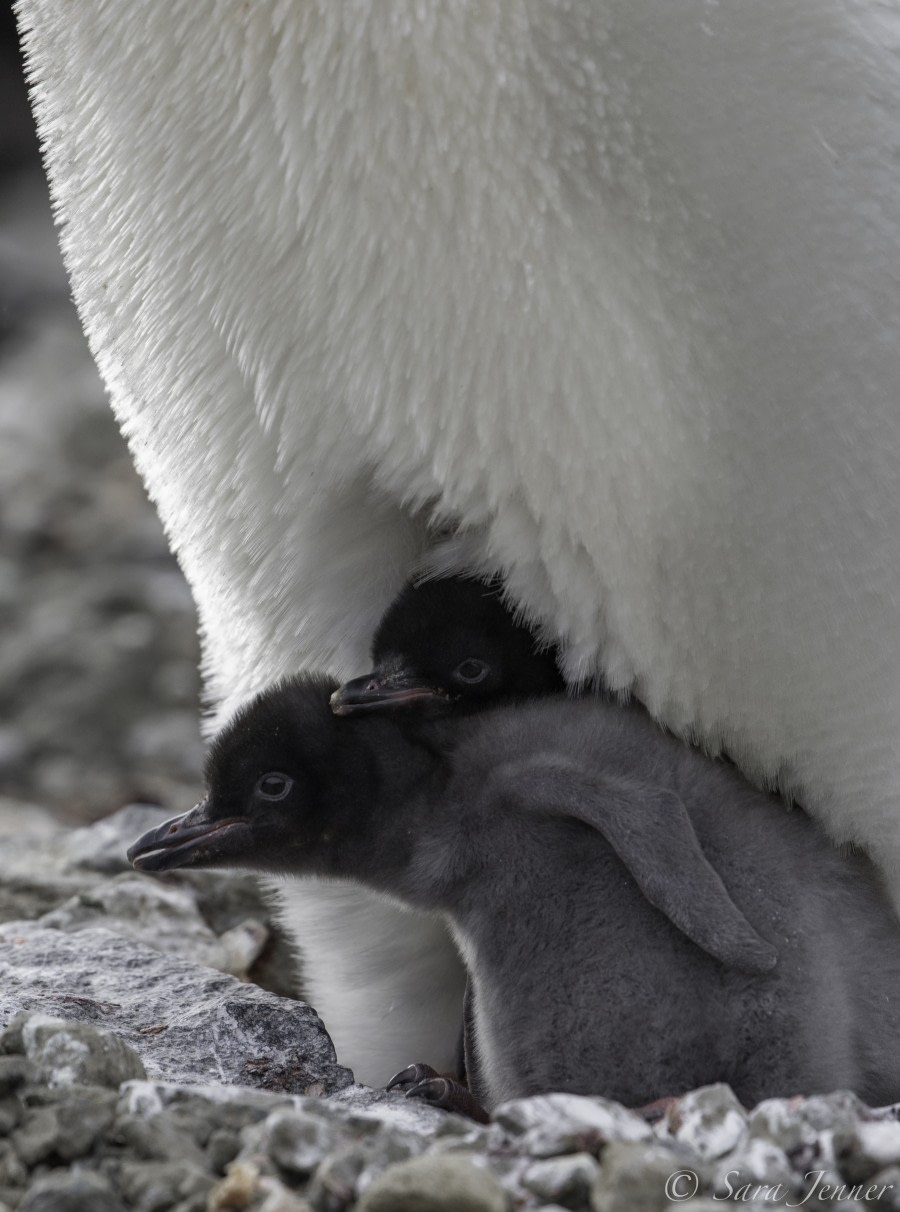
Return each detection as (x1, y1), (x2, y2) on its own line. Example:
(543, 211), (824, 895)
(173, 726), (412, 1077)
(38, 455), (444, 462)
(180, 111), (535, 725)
(4, 806), (900, 1211)
(6, 20), (900, 1211)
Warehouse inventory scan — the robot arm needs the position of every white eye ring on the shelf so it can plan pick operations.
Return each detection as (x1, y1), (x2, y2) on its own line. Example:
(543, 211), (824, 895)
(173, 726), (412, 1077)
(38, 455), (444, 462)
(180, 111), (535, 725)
(256, 773), (293, 801)
(453, 659), (490, 684)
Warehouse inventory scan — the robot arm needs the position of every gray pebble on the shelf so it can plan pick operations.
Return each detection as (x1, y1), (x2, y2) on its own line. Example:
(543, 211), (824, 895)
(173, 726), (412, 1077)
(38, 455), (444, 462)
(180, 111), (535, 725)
(0, 1140), (29, 1188)
(788, 1090), (872, 1134)
(522, 1151), (600, 1207)
(707, 1136), (795, 1202)
(0, 1056), (33, 1096)
(665, 1085), (748, 1160)
(265, 1108), (342, 1177)
(112, 1112), (209, 1168)
(836, 1120), (900, 1184)
(672, 1203), (737, 1212)
(591, 1138), (692, 1212)
(18, 1168), (124, 1212)
(65, 804), (172, 875)
(11, 1106), (62, 1167)
(208, 1160), (316, 1211)
(357, 1154), (508, 1212)
(748, 1091), (873, 1173)
(862, 1167), (900, 1211)
(206, 1126), (241, 1174)
(431, 1112), (491, 1149)
(22, 1016), (146, 1089)
(52, 1086), (117, 1160)
(0, 1096), (21, 1136)
(304, 1146), (367, 1212)
(493, 1093), (652, 1159)
(114, 1159), (215, 1212)
(0, 1012), (30, 1056)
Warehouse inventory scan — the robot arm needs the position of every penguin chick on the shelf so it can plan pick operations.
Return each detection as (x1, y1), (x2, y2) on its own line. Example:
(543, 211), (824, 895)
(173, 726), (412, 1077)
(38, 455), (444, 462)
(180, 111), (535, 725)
(127, 675), (900, 1112)
(330, 575), (564, 715)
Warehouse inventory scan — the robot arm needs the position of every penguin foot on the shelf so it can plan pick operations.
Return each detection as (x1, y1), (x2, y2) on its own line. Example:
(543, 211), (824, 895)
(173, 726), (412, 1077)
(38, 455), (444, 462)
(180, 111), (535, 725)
(386, 1062), (442, 1092)
(386, 1064), (490, 1124)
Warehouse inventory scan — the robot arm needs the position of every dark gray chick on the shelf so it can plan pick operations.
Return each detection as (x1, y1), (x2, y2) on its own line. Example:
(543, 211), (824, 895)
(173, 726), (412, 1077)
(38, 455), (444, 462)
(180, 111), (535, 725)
(330, 576), (564, 716)
(128, 675), (900, 1116)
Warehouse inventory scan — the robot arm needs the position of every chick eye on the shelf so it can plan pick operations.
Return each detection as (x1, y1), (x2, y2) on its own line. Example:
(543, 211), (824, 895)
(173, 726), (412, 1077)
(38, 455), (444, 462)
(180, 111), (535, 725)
(453, 659), (490, 684)
(256, 773), (293, 800)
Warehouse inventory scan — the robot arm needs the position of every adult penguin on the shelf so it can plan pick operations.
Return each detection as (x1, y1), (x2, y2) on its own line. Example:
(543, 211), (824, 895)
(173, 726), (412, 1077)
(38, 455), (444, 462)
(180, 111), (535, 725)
(17, 1), (900, 1084)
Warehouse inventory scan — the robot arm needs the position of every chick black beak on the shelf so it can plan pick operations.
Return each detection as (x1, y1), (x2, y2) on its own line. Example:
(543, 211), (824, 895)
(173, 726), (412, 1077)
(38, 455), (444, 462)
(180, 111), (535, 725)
(329, 672), (453, 716)
(126, 800), (251, 873)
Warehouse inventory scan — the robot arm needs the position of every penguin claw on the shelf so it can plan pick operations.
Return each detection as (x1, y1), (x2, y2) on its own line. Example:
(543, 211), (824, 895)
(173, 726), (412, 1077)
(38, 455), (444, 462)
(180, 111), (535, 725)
(385, 1062), (440, 1093)
(387, 1068), (490, 1124)
(406, 1076), (454, 1106)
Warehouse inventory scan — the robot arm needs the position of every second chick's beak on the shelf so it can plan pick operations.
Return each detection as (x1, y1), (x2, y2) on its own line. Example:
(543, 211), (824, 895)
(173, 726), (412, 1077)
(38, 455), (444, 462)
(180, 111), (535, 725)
(329, 671), (453, 716)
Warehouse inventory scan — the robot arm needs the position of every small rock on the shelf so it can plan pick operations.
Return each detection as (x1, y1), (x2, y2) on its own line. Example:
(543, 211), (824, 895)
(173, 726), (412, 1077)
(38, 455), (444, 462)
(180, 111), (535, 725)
(255, 1180), (315, 1212)
(355, 1136), (435, 1199)
(304, 1146), (367, 1212)
(265, 1108), (342, 1177)
(836, 1120), (900, 1183)
(591, 1138), (692, 1212)
(52, 1086), (118, 1160)
(116, 1079), (303, 1127)
(21, 1015), (146, 1088)
(665, 1085), (748, 1159)
(207, 1127), (242, 1174)
(183, 870), (279, 938)
(0, 1096), (22, 1135)
(431, 1113), (491, 1148)
(17, 1168), (124, 1212)
(208, 1160), (263, 1211)
(0, 1139), (29, 1188)
(863, 1167), (900, 1210)
(707, 1135), (795, 1201)
(208, 1161), (315, 1212)
(357, 1154), (508, 1212)
(522, 1152), (600, 1207)
(791, 1090), (873, 1133)
(493, 1093), (652, 1158)
(115, 1159), (215, 1212)
(748, 1091), (869, 1171)
(0, 1054), (34, 1093)
(112, 1112), (209, 1168)
(10, 1105), (62, 1166)
(0, 1012), (31, 1055)
(37, 875), (262, 976)
(66, 804), (173, 874)
(326, 1083), (449, 1134)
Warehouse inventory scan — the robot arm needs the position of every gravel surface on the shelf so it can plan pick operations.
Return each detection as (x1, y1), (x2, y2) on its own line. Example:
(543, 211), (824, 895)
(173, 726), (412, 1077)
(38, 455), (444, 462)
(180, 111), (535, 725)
(4, 1010), (900, 1211)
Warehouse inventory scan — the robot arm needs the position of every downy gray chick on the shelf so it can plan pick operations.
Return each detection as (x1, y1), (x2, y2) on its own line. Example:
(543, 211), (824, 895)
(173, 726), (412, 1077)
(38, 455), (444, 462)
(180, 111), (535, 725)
(330, 575), (564, 716)
(128, 675), (900, 1113)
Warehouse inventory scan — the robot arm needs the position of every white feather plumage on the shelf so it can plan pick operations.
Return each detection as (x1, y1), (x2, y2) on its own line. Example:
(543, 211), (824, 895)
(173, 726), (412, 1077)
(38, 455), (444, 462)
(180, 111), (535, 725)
(17, 0), (900, 1081)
